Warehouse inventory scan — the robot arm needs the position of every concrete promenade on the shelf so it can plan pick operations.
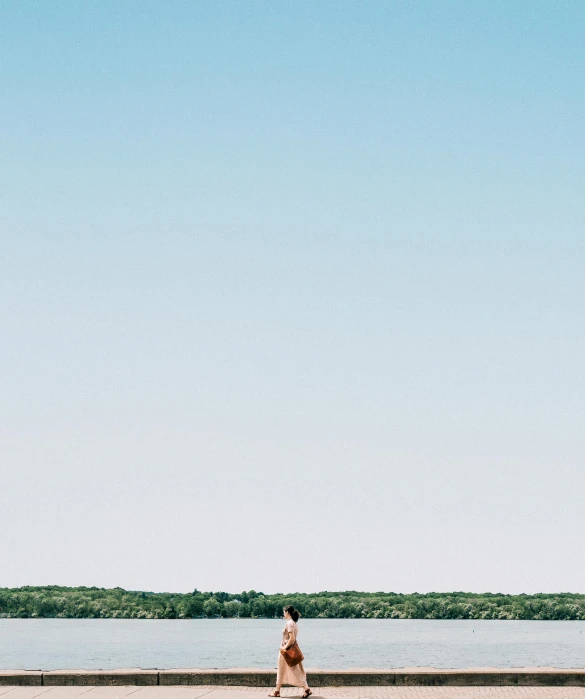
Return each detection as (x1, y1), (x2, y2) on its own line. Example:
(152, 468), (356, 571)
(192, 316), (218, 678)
(4, 671), (585, 698)
(2, 685), (585, 699)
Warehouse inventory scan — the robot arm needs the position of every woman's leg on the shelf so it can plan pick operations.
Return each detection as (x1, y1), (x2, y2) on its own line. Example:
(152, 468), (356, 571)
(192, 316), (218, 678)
(270, 653), (285, 695)
(296, 662), (310, 694)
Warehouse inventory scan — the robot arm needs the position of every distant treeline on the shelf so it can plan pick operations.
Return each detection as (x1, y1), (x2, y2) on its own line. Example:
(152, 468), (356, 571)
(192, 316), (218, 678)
(2, 587), (585, 620)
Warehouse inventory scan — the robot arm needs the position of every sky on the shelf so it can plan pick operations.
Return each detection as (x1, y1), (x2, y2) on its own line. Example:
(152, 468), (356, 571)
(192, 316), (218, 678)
(1, 1), (584, 596)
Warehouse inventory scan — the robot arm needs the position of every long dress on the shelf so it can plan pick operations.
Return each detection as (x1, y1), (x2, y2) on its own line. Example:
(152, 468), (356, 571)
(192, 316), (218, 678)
(276, 620), (307, 688)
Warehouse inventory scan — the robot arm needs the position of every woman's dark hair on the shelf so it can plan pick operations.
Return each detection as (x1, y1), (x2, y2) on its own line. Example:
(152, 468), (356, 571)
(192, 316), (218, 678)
(284, 605), (300, 622)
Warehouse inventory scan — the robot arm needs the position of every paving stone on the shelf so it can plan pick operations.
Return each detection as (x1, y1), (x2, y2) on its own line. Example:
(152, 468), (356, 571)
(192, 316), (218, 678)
(64, 689), (142, 699)
(0, 690), (52, 699)
(123, 690), (216, 699)
(39, 688), (106, 699)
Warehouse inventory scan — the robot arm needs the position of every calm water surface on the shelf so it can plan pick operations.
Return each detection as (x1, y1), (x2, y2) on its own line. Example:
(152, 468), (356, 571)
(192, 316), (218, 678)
(1, 619), (585, 670)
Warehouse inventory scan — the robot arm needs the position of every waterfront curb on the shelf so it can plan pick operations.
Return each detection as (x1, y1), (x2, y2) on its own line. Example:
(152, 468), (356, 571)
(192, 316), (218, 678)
(0, 671), (42, 686)
(2, 669), (585, 686)
(159, 670), (276, 686)
(43, 670), (159, 686)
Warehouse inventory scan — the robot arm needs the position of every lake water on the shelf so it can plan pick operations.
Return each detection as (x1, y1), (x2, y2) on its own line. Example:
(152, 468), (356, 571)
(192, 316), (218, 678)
(1, 619), (585, 671)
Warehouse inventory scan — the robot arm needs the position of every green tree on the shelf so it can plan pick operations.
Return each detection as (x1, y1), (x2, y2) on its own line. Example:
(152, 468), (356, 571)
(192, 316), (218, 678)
(203, 598), (222, 618)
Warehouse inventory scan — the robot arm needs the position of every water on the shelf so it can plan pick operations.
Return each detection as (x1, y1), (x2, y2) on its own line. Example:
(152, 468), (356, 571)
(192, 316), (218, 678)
(1, 619), (584, 671)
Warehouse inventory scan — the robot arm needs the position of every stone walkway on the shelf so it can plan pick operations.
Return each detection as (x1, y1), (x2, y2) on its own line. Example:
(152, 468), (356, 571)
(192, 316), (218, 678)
(2, 687), (585, 699)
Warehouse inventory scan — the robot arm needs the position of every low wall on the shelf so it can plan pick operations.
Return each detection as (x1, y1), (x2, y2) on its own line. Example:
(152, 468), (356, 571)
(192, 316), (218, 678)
(2, 669), (585, 687)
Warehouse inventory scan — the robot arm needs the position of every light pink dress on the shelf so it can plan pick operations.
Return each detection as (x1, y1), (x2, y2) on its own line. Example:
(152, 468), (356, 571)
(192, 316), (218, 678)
(276, 620), (307, 688)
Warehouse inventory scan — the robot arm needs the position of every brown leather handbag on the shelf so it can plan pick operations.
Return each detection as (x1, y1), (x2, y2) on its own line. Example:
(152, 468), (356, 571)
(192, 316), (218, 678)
(282, 641), (304, 667)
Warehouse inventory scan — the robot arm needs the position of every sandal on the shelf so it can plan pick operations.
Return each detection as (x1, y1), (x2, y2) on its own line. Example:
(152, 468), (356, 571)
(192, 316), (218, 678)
(302, 690), (312, 698)
(268, 693), (280, 697)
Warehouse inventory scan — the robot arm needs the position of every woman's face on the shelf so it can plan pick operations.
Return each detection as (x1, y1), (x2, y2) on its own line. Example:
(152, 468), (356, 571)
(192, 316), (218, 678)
(283, 609), (291, 620)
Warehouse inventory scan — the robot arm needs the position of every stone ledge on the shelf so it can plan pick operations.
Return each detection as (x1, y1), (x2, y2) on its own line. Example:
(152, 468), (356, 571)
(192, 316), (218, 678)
(43, 669), (158, 686)
(2, 669), (585, 687)
(0, 671), (42, 686)
(310, 670), (585, 687)
(160, 669), (276, 686)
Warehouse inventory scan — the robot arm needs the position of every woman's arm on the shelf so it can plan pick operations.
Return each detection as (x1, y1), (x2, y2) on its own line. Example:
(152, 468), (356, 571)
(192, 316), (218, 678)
(280, 625), (296, 651)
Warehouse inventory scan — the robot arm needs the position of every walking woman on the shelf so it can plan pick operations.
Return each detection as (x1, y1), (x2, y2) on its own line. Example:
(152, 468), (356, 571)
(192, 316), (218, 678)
(269, 605), (312, 698)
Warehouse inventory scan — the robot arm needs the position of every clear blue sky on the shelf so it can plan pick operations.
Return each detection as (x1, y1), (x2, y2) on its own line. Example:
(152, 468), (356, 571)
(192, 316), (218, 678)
(1, 1), (584, 594)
